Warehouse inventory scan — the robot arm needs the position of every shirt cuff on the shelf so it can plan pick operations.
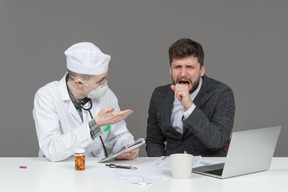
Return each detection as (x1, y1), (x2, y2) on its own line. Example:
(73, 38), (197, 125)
(183, 104), (196, 120)
(88, 119), (102, 140)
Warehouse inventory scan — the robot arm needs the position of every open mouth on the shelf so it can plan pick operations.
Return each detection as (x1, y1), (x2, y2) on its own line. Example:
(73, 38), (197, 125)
(178, 80), (190, 85)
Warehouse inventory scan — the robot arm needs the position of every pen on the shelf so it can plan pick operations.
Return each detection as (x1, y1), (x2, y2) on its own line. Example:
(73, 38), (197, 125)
(105, 163), (137, 170)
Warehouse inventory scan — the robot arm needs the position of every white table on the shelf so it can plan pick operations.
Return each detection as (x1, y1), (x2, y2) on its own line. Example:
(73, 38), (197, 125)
(0, 157), (287, 192)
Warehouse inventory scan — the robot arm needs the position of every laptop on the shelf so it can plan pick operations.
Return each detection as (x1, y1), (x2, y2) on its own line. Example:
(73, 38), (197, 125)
(192, 126), (281, 179)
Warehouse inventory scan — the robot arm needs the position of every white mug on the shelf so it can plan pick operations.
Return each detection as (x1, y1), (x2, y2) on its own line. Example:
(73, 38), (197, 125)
(170, 153), (193, 179)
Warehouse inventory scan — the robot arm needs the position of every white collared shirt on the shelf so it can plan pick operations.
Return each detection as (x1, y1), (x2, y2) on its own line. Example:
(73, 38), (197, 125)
(171, 78), (203, 134)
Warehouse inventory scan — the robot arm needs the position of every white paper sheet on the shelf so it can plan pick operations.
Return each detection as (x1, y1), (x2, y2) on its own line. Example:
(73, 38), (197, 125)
(152, 155), (203, 169)
(92, 166), (170, 185)
(92, 156), (220, 185)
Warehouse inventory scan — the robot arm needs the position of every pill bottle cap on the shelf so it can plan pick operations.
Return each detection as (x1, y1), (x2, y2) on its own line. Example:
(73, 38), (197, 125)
(75, 148), (85, 153)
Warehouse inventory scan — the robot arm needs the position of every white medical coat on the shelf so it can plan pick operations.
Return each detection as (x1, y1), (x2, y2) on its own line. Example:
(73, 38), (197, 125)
(33, 74), (135, 162)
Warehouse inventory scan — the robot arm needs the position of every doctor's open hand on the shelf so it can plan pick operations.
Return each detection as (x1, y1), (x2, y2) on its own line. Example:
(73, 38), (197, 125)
(95, 107), (133, 127)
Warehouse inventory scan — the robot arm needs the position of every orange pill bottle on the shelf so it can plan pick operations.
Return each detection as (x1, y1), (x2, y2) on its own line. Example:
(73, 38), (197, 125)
(75, 148), (85, 171)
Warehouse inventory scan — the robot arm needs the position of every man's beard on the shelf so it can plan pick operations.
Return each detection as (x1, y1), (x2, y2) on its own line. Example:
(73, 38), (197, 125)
(171, 76), (200, 94)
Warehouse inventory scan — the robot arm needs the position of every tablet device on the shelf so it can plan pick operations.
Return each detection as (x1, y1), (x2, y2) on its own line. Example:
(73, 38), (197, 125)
(98, 138), (145, 163)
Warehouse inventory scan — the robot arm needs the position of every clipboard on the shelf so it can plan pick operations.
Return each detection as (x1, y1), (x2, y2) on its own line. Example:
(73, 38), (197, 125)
(98, 138), (145, 163)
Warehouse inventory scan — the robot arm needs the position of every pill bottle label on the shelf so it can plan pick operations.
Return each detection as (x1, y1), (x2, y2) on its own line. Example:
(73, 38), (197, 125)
(75, 152), (85, 171)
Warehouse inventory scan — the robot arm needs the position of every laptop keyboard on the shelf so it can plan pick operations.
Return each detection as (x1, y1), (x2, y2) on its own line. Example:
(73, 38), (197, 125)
(205, 169), (223, 176)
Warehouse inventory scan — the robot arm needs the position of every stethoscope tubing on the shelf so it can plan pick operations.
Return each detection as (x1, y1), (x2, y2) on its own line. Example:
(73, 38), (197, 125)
(79, 99), (108, 157)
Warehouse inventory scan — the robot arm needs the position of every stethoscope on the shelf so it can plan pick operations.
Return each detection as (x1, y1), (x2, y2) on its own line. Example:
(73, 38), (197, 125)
(79, 98), (108, 157)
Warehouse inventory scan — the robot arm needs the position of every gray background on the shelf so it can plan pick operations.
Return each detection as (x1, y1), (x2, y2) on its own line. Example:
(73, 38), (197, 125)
(0, 0), (287, 157)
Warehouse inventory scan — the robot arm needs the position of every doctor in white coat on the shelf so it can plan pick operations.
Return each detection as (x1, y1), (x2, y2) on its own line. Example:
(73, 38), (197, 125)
(33, 42), (139, 162)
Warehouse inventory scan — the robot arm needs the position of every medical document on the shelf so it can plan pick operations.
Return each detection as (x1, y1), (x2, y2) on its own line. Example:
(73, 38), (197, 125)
(92, 156), (220, 185)
(92, 166), (170, 185)
(152, 155), (202, 169)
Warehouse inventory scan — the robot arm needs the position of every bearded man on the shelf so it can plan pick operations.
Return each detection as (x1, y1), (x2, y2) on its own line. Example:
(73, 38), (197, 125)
(146, 38), (235, 157)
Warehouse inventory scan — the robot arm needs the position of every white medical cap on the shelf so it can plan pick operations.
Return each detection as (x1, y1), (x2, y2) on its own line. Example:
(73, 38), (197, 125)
(65, 42), (111, 75)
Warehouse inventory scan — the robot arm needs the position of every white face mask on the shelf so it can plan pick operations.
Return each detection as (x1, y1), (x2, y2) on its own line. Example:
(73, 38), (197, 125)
(68, 75), (109, 99)
(86, 82), (108, 99)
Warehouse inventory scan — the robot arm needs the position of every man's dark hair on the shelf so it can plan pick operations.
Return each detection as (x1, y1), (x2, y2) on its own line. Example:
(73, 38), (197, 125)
(169, 38), (204, 67)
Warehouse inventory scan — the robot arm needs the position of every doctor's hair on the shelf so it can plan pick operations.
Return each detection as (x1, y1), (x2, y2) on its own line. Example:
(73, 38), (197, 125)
(168, 38), (204, 67)
(67, 69), (91, 81)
